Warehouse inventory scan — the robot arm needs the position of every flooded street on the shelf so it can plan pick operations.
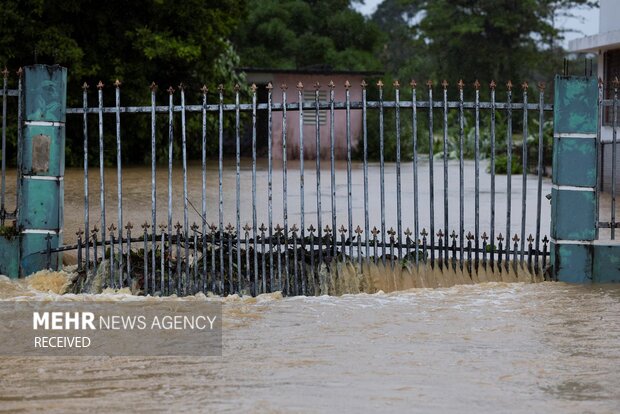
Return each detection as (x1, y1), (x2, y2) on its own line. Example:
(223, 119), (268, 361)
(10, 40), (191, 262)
(2, 160), (620, 413)
(1, 158), (551, 244)
(0, 280), (619, 413)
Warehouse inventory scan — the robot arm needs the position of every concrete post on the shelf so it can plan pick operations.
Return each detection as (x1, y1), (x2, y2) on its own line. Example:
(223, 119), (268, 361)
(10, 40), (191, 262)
(18, 65), (66, 276)
(551, 75), (599, 282)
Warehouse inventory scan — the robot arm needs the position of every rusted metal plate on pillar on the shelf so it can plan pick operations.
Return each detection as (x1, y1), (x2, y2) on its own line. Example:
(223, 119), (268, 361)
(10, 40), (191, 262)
(19, 65), (66, 276)
(20, 125), (65, 177)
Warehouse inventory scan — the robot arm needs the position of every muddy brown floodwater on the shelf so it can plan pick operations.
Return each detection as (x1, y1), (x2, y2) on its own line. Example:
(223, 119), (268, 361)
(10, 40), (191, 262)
(1, 160), (619, 412)
(0, 279), (619, 413)
(1, 159), (552, 244)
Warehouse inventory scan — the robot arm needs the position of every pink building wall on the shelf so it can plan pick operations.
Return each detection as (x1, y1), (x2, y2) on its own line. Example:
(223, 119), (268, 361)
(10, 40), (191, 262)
(249, 73), (368, 160)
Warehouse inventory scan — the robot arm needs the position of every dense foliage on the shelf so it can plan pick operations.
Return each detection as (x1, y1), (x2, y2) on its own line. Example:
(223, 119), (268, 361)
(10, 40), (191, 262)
(0, 0), (597, 166)
(233, 0), (384, 71)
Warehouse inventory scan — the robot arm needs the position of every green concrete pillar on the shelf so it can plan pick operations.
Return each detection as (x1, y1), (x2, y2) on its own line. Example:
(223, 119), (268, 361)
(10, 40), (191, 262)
(551, 75), (599, 283)
(18, 65), (66, 276)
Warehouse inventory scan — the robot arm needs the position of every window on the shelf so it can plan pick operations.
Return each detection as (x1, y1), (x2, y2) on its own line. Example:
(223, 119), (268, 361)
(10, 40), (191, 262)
(302, 90), (327, 126)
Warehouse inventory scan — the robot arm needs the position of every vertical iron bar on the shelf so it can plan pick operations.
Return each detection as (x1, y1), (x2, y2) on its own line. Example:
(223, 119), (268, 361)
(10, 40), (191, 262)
(297, 83), (305, 292)
(126, 223), (132, 288)
(535, 83), (545, 268)
(482, 233), (488, 271)
(244, 224), (250, 294)
(309, 226), (315, 292)
(109, 225), (116, 289)
(97, 82), (106, 263)
(467, 233), (473, 276)
(315, 83), (323, 266)
(421, 229), (427, 264)
(228, 225), (234, 295)
(276, 226), (282, 292)
(458, 81), (465, 269)
(345, 82), (353, 257)
(167, 87), (174, 286)
(512, 235), (518, 274)
(437, 231), (443, 270)
(180, 85), (189, 286)
(520, 83), (528, 262)
(357, 227), (363, 266)
(450, 231), (457, 270)
(411, 81), (419, 269)
(263, 83), (271, 293)
(218, 85), (225, 292)
(378, 81), (386, 265)
(142, 223), (149, 294)
(160, 225), (165, 295)
(176, 224), (182, 295)
(394, 81), (402, 260)
(201, 86), (208, 291)
(362, 81), (370, 262)
(474, 81), (481, 269)
(115, 81), (123, 280)
(427, 81), (435, 267)
(506, 82), (513, 267)
(151, 83), (158, 288)
(490, 82), (497, 269)
(442, 81), (449, 265)
(497, 234), (503, 270)
(293, 226), (299, 295)
(82, 83), (90, 271)
(210, 225), (217, 293)
(329, 81), (337, 257)
(267, 84), (273, 292)
(192, 224), (198, 293)
(282, 84), (290, 289)
(261, 225), (267, 293)
(372, 228), (378, 264)
(389, 229), (395, 270)
(234, 85), (242, 290)
(527, 235), (533, 274)
(92, 228), (98, 270)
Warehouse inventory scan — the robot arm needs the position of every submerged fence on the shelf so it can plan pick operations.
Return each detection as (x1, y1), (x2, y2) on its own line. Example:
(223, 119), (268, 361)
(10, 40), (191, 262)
(3, 68), (593, 295)
(65, 78), (557, 295)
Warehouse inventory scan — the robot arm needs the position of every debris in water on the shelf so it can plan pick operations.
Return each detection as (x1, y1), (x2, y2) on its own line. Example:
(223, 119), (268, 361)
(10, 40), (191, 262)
(25, 269), (74, 294)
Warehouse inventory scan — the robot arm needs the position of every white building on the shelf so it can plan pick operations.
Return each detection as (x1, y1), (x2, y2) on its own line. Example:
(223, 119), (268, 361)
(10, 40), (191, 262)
(569, 0), (620, 191)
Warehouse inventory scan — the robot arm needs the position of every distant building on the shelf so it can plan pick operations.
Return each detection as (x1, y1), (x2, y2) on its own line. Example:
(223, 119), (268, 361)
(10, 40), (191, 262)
(238, 67), (383, 160)
(568, 0), (620, 191)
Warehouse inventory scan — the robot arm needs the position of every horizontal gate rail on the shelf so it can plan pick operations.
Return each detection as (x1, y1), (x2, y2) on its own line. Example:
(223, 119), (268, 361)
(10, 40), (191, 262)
(66, 101), (554, 114)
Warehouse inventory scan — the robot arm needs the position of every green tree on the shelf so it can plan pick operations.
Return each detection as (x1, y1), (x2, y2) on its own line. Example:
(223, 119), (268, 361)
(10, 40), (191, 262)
(0, 0), (247, 165)
(377, 0), (597, 85)
(234, 0), (384, 71)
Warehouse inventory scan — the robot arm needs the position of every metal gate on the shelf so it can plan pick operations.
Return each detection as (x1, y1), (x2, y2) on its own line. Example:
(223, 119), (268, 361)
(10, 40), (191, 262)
(1, 68), (554, 295)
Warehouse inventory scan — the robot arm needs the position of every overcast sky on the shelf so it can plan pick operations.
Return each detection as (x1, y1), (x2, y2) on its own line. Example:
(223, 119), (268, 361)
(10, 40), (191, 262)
(353, 1), (599, 47)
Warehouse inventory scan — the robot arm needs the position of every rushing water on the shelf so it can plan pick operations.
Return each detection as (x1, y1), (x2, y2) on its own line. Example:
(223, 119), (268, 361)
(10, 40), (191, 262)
(0, 276), (619, 413)
(2, 160), (619, 412)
